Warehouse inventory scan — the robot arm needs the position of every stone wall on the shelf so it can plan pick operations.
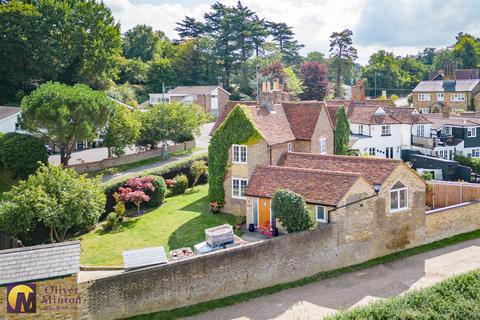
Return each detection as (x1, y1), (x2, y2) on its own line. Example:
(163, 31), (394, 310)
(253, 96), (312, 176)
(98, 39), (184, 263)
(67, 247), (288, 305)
(425, 201), (480, 242)
(67, 140), (195, 174)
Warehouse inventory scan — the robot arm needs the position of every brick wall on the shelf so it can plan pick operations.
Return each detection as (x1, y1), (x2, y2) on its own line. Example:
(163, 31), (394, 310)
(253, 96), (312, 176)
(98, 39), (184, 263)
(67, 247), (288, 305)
(425, 201), (480, 242)
(67, 140), (195, 174)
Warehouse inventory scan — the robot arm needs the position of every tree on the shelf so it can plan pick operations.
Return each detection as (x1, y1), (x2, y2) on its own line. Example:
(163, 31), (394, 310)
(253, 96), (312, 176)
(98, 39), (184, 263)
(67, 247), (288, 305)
(300, 62), (329, 100)
(102, 104), (141, 157)
(283, 67), (304, 97)
(0, 164), (105, 243)
(176, 16), (205, 39)
(20, 82), (115, 166)
(261, 61), (286, 84)
(0, 132), (48, 179)
(0, 0), (122, 101)
(118, 58), (148, 85)
(190, 160), (208, 188)
(453, 33), (480, 69)
(335, 105), (350, 155)
(147, 58), (176, 92)
(306, 51), (327, 64)
(271, 189), (313, 233)
(138, 102), (207, 148)
(268, 22), (304, 65)
(329, 29), (358, 98)
(118, 177), (155, 214)
(432, 48), (457, 71)
(362, 50), (403, 97)
(123, 24), (172, 62)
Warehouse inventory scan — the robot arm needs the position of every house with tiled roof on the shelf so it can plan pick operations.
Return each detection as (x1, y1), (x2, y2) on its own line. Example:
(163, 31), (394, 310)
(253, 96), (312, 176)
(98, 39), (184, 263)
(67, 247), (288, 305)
(324, 81), (431, 159)
(412, 64), (480, 113)
(244, 152), (426, 245)
(210, 81), (334, 214)
(148, 85), (230, 116)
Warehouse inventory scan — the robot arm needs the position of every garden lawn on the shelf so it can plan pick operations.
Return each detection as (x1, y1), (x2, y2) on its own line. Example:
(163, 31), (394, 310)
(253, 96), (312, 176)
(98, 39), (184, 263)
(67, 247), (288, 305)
(79, 184), (236, 266)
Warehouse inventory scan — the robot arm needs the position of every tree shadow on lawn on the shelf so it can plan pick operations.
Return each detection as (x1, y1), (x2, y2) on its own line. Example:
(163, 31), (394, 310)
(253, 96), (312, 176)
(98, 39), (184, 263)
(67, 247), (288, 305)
(168, 196), (235, 250)
(91, 218), (140, 236)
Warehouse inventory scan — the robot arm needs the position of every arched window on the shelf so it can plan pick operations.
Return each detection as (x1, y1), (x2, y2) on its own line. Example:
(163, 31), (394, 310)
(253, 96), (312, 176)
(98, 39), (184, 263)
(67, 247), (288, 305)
(390, 181), (408, 212)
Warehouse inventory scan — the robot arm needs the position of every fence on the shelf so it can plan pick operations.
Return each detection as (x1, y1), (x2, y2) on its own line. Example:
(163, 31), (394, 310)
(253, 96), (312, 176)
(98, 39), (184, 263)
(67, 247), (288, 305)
(0, 231), (20, 250)
(67, 140), (195, 174)
(426, 181), (480, 208)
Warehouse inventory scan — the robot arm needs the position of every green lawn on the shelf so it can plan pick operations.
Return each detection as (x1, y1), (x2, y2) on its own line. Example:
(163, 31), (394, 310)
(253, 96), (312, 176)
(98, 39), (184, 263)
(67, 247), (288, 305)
(79, 184), (236, 266)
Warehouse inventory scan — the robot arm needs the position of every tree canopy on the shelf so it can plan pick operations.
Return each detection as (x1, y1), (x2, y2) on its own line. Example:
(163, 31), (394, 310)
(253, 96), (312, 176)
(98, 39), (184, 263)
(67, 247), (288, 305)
(329, 29), (358, 98)
(335, 105), (350, 155)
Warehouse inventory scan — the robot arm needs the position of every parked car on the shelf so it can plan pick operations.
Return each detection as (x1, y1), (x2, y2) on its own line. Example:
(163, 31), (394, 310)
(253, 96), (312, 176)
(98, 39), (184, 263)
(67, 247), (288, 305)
(45, 145), (53, 155)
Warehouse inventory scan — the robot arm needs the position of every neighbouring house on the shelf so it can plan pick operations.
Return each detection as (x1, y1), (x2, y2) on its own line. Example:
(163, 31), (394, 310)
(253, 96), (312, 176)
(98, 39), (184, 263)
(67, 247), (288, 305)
(0, 106), (21, 133)
(324, 81), (431, 159)
(412, 64), (480, 114)
(210, 80), (334, 214)
(245, 152), (426, 251)
(429, 68), (479, 81)
(149, 85), (230, 116)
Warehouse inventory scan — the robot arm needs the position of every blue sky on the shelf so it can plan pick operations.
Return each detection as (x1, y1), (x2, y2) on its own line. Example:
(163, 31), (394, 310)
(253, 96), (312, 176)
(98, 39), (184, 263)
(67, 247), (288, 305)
(105, 0), (480, 64)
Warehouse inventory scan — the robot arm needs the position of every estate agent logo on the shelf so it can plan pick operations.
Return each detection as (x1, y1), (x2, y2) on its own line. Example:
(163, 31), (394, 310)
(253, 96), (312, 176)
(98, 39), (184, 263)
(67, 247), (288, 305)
(7, 284), (36, 313)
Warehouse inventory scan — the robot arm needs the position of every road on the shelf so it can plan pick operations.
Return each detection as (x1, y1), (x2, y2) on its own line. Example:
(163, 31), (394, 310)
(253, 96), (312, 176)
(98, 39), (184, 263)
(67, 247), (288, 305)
(186, 238), (480, 320)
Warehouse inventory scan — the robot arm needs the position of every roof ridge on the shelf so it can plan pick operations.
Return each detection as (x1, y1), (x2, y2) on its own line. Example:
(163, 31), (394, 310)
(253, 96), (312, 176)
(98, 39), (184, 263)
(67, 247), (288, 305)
(0, 240), (80, 255)
(286, 152), (402, 163)
(262, 164), (361, 178)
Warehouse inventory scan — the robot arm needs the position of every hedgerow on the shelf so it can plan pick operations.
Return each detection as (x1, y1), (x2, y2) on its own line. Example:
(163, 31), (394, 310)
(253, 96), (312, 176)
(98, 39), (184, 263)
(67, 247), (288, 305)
(208, 105), (262, 203)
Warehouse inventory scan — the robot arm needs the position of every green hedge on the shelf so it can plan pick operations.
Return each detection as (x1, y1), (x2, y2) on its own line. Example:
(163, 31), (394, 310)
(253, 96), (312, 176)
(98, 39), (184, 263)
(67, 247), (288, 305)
(208, 105), (262, 203)
(329, 269), (480, 319)
(454, 154), (480, 174)
(271, 189), (314, 233)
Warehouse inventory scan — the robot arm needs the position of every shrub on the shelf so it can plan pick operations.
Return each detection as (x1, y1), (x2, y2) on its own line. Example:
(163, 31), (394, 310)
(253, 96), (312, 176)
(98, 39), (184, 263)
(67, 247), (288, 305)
(190, 160), (208, 188)
(103, 212), (119, 231)
(271, 189), (314, 233)
(146, 175), (167, 207)
(422, 171), (433, 181)
(0, 132), (48, 179)
(454, 154), (480, 173)
(171, 174), (188, 195)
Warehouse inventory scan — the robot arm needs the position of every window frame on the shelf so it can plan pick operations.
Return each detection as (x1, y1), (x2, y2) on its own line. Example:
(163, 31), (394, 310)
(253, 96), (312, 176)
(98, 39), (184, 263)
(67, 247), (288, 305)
(418, 93), (431, 101)
(467, 127), (477, 138)
(232, 177), (248, 199)
(381, 125), (391, 136)
(319, 138), (327, 154)
(369, 148), (376, 156)
(436, 92), (444, 101)
(359, 124), (364, 135)
(316, 206), (327, 223)
(451, 93), (466, 102)
(287, 142), (292, 153)
(232, 144), (248, 164)
(389, 181), (408, 213)
(416, 125), (424, 137)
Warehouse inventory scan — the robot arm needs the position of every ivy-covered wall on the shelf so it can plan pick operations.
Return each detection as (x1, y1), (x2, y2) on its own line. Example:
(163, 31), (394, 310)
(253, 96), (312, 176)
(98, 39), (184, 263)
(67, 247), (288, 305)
(208, 105), (262, 203)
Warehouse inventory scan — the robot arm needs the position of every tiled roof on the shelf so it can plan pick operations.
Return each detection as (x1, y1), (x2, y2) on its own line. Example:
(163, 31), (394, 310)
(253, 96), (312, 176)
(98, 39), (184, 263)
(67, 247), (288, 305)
(282, 101), (324, 140)
(169, 85), (230, 95)
(248, 104), (295, 145)
(384, 107), (432, 124)
(348, 106), (400, 125)
(412, 80), (480, 92)
(0, 106), (21, 121)
(245, 165), (364, 206)
(210, 101), (257, 135)
(424, 114), (480, 130)
(0, 241), (80, 285)
(278, 152), (402, 186)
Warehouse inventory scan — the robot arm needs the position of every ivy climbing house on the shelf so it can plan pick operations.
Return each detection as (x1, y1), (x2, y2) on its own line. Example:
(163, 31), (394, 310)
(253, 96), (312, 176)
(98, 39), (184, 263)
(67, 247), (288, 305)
(209, 80), (335, 214)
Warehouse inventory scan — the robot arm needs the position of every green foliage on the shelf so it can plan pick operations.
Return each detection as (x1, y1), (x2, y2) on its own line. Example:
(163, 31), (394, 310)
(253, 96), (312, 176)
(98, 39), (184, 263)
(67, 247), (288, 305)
(123, 24), (172, 62)
(103, 212), (119, 231)
(20, 82), (115, 165)
(271, 189), (314, 233)
(334, 106), (350, 155)
(454, 155), (480, 174)
(0, 164), (105, 243)
(329, 29), (358, 98)
(147, 58), (176, 92)
(108, 82), (141, 106)
(330, 270), (480, 319)
(0, 132), (48, 179)
(283, 67), (304, 97)
(138, 101), (207, 148)
(146, 175), (167, 207)
(422, 171), (433, 181)
(209, 105), (262, 203)
(172, 174), (189, 195)
(453, 33), (480, 69)
(118, 58), (148, 85)
(0, 0), (122, 101)
(102, 104), (141, 157)
(190, 160), (208, 188)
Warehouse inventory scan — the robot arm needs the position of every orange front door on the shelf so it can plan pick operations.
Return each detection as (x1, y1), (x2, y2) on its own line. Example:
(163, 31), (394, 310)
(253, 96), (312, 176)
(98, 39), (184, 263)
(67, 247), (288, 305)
(258, 198), (271, 228)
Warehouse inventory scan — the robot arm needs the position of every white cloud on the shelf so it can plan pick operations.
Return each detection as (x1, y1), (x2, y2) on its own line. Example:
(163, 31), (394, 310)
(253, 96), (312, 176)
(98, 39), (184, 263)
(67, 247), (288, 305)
(105, 0), (480, 65)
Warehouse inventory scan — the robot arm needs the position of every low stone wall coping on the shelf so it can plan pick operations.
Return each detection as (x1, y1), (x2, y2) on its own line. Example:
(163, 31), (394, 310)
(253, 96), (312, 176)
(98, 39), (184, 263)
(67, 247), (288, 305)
(426, 200), (480, 215)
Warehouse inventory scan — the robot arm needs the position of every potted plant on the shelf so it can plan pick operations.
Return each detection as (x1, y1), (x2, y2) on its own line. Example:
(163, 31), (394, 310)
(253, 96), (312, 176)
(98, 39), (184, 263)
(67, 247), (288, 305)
(233, 206), (246, 230)
(210, 201), (222, 213)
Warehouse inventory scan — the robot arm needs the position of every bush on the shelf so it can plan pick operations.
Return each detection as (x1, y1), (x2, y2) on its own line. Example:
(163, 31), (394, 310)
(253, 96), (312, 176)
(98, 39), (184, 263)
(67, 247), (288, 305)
(171, 174), (188, 195)
(146, 175), (167, 207)
(190, 160), (208, 188)
(422, 171), (433, 181)
(0, 132), (48, 179)
(271, 189), (314, 233)
(454, 154), (480, 174)
(103, 212), (119, 231)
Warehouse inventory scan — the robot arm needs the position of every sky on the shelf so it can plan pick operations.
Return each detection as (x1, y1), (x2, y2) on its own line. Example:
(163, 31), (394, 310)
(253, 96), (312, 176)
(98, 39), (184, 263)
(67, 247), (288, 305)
(104, 0), (480, 65)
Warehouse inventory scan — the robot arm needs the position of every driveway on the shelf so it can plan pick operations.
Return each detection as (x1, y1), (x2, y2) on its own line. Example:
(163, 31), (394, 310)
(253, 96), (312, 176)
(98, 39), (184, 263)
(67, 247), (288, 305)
(186, 239), (480, 320)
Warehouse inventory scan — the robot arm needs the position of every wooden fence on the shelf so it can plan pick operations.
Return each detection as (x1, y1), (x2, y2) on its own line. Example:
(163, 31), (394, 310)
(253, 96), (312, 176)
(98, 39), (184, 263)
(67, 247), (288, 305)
(426, 181), (480, 208)
(0, 230), (20, 250)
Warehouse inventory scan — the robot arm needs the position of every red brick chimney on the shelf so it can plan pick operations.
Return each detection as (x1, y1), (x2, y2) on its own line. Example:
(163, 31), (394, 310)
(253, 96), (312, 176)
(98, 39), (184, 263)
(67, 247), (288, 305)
(258, 78), (290, 110)
(351, 79), (366, 102)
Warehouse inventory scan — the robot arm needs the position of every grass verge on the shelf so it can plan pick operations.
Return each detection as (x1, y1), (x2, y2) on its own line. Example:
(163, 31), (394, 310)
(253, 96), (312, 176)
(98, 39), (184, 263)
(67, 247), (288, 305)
(128, 229), (480, 320)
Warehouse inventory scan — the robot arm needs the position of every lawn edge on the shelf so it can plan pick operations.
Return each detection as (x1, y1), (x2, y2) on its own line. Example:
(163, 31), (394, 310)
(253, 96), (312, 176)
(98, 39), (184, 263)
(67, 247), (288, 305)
(126, 228), (480, 320)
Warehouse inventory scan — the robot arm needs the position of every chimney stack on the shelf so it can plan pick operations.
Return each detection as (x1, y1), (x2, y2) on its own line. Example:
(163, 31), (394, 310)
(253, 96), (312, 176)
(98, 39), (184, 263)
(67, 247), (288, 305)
(442, 102), (450, 118)
(258, 79), (290, 110)
(352, 79), (366, 102)
(444, 62), (455, 81)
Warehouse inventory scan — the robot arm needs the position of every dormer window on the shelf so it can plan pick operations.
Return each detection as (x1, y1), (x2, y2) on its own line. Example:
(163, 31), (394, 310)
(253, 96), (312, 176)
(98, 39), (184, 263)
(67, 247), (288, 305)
(232, 144), (247, 164)
(390, 181), (408, 213)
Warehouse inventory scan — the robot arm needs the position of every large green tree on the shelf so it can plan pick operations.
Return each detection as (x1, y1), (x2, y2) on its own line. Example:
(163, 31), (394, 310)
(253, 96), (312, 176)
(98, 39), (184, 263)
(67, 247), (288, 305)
(0, 164), (105, 243)
(123, 25), (174, 62)
(335, 105), (350, 155)
(0, 132), (48, 179)
(453, 33), (480, 69)
(268, 22), (304, 65)
(102, 105), (141, 157)
(0, 0), (122, 102)
(329, 29), (358, 98)
(20, 82), (115, 166)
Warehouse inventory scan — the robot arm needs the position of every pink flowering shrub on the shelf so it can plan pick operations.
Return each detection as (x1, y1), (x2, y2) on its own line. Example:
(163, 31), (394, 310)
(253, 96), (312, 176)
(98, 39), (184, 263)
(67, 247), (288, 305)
(117, 176), (156, 213)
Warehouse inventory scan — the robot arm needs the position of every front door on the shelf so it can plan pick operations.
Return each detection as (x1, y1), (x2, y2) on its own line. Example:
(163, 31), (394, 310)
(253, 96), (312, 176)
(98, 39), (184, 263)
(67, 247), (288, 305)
(258, 198), (271, 228)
